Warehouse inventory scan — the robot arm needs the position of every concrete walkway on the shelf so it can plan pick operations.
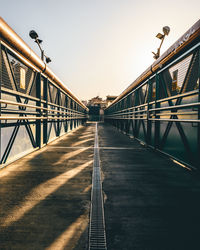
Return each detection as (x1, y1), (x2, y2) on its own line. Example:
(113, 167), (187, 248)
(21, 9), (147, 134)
(99, 123), (200, 250)
(1, 122), (200, 250)
(0, 123), (95, 250)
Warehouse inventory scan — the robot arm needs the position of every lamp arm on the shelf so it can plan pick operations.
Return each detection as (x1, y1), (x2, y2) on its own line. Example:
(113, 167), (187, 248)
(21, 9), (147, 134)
(156, 35), (165, 58)
(158, 35), (165, 51)
(35, 39), (44, 61)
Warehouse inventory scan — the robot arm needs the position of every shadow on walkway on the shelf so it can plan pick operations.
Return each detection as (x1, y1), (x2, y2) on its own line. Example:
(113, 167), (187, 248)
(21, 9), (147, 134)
(0, 123), (95, 250)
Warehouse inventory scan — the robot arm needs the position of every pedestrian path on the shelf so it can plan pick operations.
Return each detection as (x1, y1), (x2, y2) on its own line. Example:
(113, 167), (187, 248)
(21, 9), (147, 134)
(1, 122), (200, 250)
(99, 123), (200, 250)
(0, 123), (95, 250)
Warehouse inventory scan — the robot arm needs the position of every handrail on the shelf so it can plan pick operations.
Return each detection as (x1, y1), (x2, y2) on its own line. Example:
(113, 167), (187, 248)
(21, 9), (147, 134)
(0, 99), (86, 115)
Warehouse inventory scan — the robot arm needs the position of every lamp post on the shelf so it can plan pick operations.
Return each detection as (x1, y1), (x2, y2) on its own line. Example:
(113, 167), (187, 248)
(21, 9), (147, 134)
(29, 30), (51, 64)
(152, 26), (170, 60)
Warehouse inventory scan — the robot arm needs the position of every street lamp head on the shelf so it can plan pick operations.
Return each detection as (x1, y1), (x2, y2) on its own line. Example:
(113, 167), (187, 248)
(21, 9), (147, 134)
(29, 29), (51, 63)
(156, 33), (164, 39)
(29, 30), (38, 40)
(153, 25), (170, 60)
(163, 26), (170, 36)
(45, 57), (51, 63)
(37, 39), (43, 44)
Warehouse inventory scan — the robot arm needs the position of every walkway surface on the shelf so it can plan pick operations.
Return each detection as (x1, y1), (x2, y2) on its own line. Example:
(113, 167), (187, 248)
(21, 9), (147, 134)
(0, 123), (95, 250)
(1, 122), (200, 250)
(98, 123), (200, 250)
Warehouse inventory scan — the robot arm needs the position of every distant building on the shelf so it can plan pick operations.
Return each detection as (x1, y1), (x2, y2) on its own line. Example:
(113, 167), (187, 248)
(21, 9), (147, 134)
(88, 95), (117, 109)
(87, 95), (117, 121)
(106, 95), (117, 107)
(87, 96), (103, 121)
(88, 96), (107, 108)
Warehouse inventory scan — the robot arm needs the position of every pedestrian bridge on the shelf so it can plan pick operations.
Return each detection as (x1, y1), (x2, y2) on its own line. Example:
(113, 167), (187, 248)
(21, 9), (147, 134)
(0, 17), (200, 250)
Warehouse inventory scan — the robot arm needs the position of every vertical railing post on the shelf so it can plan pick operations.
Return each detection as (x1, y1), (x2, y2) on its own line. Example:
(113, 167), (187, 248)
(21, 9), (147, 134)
(71, 99), (74, 130)
(69, 98), (72, 130)
(126, 95), (130, 135)
(120, 101), (123, 132)
(65, 95), (68, 132)
(36, 73), (41, 148)
(0, 43), (2, 161)
(197, 48), (200, 166)
(135, 90), (139, 137)
(155, 73), (160, 149)
(56, 88), (60, 136)
(74, 103), (76, 128)
(43, 78), (48, 144)
(77, 104), (79, 127)
(147, 80), (152, 145)
(74, 102), (77, 128)
(68, 96), (70, 131)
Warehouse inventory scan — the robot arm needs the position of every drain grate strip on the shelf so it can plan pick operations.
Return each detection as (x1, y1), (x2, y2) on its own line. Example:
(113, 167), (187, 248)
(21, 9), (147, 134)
(89, 122), (107, 250)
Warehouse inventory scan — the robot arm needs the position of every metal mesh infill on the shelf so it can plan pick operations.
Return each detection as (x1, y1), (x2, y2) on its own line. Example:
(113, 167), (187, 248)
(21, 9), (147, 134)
(89, 123), (107, 250)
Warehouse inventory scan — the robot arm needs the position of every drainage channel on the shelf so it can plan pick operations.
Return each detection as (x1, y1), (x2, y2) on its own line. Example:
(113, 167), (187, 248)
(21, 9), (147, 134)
(89, 122), (107, 250)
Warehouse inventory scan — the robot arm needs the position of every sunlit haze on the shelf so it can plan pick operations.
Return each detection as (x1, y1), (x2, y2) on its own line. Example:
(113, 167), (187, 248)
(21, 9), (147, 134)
(1, 0), (200, 101)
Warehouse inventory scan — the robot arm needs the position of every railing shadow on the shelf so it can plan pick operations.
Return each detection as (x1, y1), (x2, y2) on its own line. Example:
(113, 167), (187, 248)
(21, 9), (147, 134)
(0, 123), (95, 249)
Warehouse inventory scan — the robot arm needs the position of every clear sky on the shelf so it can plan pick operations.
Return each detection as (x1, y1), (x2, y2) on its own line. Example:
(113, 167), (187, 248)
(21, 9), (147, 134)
(1, 0), (200, 101)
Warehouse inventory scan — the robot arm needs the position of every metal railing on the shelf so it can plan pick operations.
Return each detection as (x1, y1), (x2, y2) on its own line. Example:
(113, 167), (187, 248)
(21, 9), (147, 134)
(0, 18), (88, 167)
(105, 21), (200, 169)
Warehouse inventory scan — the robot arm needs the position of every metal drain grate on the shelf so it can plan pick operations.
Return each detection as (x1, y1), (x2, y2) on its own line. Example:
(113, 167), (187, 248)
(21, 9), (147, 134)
(89, 122), (107, 250)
